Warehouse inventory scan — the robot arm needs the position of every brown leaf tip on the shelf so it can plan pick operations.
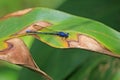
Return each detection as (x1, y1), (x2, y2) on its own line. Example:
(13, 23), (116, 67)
(1, 8), (33, 20)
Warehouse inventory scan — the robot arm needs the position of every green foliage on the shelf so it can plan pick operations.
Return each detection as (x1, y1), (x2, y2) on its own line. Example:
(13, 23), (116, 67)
(1, 7), (120, 54)
(0, 0), (120, 80)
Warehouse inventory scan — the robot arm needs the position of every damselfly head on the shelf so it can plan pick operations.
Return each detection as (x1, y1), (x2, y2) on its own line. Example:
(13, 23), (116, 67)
(57, 32), (69, 38)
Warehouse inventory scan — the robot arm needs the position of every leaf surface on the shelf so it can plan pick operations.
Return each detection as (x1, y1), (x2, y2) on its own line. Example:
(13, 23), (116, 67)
(0, 8), (118, 56)
(0, 7), (120, 80)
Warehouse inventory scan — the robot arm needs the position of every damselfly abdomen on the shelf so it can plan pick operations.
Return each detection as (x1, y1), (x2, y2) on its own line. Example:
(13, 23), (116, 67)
(26, 30), (69, 38)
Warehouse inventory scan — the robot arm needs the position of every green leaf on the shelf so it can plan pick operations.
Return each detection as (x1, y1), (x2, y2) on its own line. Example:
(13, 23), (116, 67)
(0, 7), (120, 55)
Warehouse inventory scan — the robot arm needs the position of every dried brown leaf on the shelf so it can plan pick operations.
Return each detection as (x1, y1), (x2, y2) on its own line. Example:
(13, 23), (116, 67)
(0, 38), (52, 80)
(67, 34), (120, 58)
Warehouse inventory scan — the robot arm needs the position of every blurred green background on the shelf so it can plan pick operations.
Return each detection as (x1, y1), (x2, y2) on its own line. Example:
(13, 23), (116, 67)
(0, 0), (120, 80)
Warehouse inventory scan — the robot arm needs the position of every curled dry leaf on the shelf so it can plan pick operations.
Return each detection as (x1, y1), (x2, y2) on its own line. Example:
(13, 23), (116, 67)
(0, 38), (52, 80)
